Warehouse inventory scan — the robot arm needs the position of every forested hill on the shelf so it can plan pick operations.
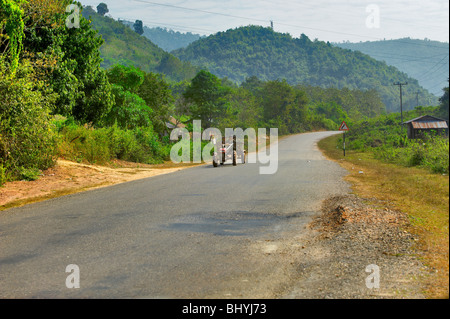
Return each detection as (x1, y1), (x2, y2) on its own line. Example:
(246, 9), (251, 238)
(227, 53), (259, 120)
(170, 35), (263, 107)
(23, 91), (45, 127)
(335, 38), (449, 97)
(173, 26), (438, 112)
(119, 21), (204, 52)
(81, 6), (199, 82)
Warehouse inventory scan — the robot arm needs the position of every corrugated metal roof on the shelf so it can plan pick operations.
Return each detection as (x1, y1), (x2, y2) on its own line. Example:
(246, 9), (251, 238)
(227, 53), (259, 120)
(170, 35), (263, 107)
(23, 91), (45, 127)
(403, 115), (448, 124)
(411, 121), (448, 129)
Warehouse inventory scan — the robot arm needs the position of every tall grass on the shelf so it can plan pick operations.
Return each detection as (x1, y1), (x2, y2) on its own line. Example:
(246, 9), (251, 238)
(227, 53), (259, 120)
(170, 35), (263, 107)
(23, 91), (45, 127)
(56, 118), (171, 165)
(377, 136), (449, 174)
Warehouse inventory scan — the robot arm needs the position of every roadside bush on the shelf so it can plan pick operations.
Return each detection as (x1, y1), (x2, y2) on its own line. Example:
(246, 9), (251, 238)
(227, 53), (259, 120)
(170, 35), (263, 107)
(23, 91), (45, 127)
(0, 164), (6, 186)
(376, 137), (449, 174)
(18, 167), (42, 181)
(57, 120), (171, 165)
(102, 85), (153, 130)
(420, 137), (449, 174)
(0, 62), (58, 184)
(58, 123), (112, 164)
(343, 108), (449, 174)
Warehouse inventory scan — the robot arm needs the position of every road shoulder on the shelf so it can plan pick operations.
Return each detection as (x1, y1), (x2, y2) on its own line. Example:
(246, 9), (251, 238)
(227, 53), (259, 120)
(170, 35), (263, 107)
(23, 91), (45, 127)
(283, 194), (427, 298)
(0, 159), (202, 211)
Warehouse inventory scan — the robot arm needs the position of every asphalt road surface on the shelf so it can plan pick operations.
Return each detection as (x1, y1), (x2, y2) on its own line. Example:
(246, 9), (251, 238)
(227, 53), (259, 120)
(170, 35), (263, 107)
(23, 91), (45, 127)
(0, 131), (350, 298)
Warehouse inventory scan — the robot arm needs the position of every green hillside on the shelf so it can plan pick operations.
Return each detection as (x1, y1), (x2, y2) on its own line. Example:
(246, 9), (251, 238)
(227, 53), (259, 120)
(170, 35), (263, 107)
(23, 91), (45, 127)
(173, 26), (439, 112)
(335, 38), (449, 97)
(81, 6), (199, 82)
(120, 21), (204, 52)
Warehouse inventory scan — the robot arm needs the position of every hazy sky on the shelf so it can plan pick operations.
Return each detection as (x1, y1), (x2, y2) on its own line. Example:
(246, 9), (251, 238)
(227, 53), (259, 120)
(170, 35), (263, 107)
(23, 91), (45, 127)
(80, 0), (449, 43)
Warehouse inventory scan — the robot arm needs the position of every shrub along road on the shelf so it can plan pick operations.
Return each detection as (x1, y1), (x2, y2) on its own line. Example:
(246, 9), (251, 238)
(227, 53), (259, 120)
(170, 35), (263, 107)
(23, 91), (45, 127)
(0, 132), (425, 298)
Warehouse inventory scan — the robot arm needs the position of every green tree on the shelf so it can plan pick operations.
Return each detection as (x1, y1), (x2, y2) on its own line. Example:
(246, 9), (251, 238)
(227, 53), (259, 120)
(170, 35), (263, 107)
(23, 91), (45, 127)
(223, 87), (262, 130)
(96, 2), (108, 16)
(171, 80), (192, 124)
(289, 89), (309, 132)
(313, 101), (349, 126)
(260, 80), (290, 133)
(107, 64), (144, 92)
(259, 80), (310, 134)
(241, 76), (264, 96)
(105, 65), (152, 129)
(60, 3), (114, 124)
(183, 70), (229, 129)
(0, 0), (25, 76)
(137, 72), (174, 135)
(20, 0), (114, 125)
(133, 19), (144, 35)
(104, 85), (152, 129)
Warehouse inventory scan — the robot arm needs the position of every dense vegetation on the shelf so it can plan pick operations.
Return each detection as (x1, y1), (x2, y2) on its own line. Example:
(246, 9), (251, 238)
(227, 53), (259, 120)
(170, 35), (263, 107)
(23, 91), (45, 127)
(341, 97), (449, 174)
(335, 38), (449, 98)
(1, 1), (447, 188)
(0, 1), (170, 185)
(1, 0), (114, 183)
(81, 6), (199, 82)
(173, 26), (438, 112)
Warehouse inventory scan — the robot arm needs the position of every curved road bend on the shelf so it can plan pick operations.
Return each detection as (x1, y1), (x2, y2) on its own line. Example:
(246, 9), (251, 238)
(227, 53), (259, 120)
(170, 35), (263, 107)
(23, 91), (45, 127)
(0, 131), (349, 298)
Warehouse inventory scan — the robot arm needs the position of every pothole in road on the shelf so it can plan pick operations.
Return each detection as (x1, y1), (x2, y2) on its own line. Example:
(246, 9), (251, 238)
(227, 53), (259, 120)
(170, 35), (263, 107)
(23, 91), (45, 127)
(161, 211), (310, 237)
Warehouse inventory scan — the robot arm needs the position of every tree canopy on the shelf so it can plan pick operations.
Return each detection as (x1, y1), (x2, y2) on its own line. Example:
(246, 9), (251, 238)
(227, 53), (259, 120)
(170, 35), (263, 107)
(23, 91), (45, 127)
(133, 19), (144, 35)
(183, 70), (229, 129)
(96, 2), (108, 16)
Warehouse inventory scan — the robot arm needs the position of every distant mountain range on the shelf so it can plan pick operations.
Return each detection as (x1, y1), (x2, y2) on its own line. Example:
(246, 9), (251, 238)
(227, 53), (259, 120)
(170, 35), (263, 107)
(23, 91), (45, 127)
(335, 39), (449, 97)
(173, 26), (438, 112)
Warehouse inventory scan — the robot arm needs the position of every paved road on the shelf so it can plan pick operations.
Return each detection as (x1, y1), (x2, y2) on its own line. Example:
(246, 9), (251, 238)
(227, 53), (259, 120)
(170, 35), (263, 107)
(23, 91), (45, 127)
(0, 131), (349, 298)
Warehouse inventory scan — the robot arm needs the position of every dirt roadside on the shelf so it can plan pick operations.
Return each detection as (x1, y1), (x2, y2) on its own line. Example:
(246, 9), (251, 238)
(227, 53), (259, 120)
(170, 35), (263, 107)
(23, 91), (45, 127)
(278, 194), (429, 299)
(0, 159), (203, 210)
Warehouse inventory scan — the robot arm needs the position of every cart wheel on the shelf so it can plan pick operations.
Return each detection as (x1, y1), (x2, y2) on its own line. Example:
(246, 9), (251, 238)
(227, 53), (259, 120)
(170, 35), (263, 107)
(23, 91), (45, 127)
(233, 151), (237, 166)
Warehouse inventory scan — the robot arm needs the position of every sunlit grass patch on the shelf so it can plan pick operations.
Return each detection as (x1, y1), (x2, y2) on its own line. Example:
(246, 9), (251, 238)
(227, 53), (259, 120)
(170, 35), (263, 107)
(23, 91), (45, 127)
(319, 134), (449, 298)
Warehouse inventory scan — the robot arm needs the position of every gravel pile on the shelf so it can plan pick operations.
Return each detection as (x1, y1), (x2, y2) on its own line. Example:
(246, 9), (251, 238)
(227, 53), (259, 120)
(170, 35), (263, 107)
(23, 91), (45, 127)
(285, 194), (428, 299)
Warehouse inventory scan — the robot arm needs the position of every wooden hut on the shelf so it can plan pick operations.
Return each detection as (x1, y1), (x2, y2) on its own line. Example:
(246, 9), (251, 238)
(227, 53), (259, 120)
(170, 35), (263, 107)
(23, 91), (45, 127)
(402, 115), (448, 139)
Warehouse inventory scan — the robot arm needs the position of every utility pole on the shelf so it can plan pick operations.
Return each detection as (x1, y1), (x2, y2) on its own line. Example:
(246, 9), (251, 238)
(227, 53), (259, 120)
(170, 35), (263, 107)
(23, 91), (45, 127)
(270, 20), (273, 30)
(393, 82), (408, 125)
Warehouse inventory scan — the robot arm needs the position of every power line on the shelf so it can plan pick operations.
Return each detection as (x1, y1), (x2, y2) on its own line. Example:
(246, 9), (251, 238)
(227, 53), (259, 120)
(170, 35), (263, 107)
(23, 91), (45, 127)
(132, 0), (383, 40)
(364, 53), (449, 65)
(426, 75), (450, 87)
(409, 54), (449, 79)
(125, 0), (449, 90)
(419, 67), (449, 84)
(335, 45), (449, 67)
(118, 2), (449, 69)
(427, 81), (448, 96)
(365, 52), (447, 61)
(259, 0), (449, 31)
(132, 0), (268, 23)
(131, 0), (450, 48)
